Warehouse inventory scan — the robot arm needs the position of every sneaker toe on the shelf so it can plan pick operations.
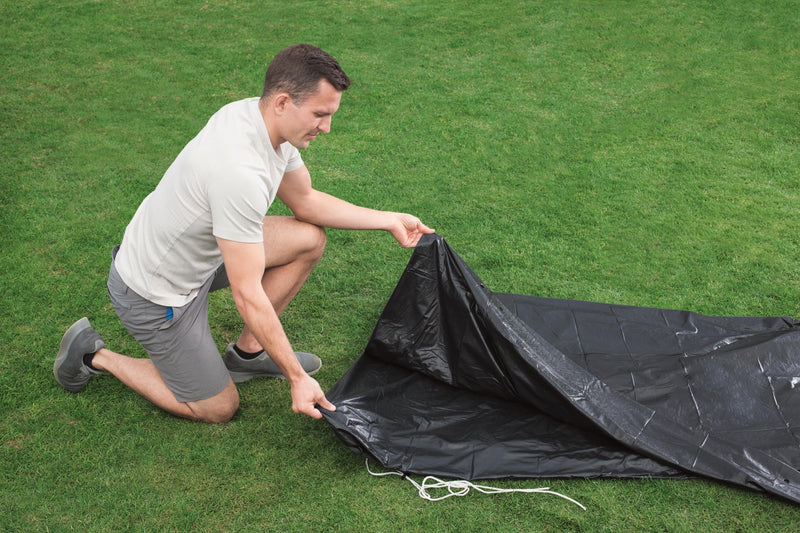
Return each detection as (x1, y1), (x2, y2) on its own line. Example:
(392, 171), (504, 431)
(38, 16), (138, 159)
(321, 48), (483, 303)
(296, 352), (322, 375)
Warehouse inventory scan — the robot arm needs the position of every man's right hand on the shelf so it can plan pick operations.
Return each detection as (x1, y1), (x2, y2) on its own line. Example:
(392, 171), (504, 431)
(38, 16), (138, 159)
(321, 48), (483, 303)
(290, 374), (336, 419)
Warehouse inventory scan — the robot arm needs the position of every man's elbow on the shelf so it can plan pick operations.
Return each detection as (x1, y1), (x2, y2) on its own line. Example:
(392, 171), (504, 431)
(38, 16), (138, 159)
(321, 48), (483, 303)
(230, 287), (269, 320)
(288, 206), (317, 225)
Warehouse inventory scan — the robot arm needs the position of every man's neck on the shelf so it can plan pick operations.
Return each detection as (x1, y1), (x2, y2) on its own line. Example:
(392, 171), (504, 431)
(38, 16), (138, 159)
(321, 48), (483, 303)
(258, 98), (282, 150)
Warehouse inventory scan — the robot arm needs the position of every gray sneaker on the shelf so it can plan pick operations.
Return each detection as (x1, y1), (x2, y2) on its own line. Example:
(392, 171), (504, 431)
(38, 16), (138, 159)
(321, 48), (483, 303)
(223, 343), (321, 383)
(54, 317), (106, 393)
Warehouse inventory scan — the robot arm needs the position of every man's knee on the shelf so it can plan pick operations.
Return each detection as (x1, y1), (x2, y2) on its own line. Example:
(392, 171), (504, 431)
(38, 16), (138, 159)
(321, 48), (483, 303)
(289, 221), (326, 268)
(262, 216), (326, 267)
(201, 398), (239, 424)
(189, 382), (240, 423)
(302, 222), (326, 261)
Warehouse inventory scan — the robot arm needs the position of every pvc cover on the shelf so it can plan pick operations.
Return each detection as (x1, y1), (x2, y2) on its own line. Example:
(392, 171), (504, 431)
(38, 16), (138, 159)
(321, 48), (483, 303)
(322, 234), (800, 504)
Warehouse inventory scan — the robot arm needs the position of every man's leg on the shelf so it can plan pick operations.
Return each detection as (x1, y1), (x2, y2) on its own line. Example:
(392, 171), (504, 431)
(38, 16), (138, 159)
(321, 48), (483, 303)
(234, 216), (326, 353)
(58, 217), (323, 422)
(96, 253), (240, 423)
(90, 349), (239, 423)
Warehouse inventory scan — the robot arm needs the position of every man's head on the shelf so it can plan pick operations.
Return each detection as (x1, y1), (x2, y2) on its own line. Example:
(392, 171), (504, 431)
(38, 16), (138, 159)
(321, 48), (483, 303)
(261, 44), (351, 105)
(259, 44), (351, 150)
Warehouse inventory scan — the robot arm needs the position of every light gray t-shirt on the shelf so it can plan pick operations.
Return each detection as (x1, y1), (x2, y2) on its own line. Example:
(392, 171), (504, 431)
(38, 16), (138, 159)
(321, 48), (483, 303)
(115, 97), (304, 307)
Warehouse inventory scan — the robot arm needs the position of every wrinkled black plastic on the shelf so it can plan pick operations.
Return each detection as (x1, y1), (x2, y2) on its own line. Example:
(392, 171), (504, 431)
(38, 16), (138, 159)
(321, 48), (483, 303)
(323, 234), (800, 504)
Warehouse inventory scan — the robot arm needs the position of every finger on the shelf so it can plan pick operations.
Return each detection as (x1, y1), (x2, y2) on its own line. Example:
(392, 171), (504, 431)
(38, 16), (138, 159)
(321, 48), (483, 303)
(317, 398), (336, 412)
(417, 222), (435, 233)
(300, 403), (323, 419)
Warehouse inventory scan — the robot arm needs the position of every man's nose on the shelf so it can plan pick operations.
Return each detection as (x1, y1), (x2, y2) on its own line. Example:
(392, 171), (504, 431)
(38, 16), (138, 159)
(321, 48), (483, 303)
(318, 116), (332, 134)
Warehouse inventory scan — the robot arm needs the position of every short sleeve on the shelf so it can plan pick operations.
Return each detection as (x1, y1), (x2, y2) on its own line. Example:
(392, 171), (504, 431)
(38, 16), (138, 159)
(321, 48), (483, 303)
(208, 167), (268, 243)
(283, 143), (304, 173)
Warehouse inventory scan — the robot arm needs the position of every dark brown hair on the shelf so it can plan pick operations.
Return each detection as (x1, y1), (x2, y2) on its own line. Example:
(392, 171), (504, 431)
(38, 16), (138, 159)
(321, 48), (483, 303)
(261, 44), (351, 103)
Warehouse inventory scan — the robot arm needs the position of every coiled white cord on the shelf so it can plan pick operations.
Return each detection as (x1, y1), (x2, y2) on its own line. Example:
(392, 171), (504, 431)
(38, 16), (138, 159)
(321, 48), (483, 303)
(365, 458), (586, 509)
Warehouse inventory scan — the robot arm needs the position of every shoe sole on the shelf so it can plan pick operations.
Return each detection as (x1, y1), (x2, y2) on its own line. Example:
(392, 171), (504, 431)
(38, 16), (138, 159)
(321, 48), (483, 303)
(53, 317), (91, 392)
(228, 362), (321, 383)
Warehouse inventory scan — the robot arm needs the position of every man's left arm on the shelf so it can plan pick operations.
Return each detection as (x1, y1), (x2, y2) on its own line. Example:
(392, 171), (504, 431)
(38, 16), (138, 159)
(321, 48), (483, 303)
(278, 166), (434, 248)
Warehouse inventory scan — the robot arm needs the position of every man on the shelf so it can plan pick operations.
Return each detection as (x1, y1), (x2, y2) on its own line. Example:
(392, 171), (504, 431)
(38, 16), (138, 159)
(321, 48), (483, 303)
(54, 44), (433, 423)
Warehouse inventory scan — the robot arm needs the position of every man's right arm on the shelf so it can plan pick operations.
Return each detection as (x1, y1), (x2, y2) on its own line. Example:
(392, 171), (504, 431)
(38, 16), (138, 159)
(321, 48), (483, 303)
(215, 236), (334, 419)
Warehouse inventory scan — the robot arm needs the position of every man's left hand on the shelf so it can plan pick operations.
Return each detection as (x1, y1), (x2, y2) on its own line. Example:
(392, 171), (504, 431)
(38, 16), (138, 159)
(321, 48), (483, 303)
(390, 214), (435, 248)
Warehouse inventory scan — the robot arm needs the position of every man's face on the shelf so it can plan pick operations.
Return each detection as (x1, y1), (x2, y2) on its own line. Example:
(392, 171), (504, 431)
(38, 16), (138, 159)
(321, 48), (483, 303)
(281, 79), (342, 150)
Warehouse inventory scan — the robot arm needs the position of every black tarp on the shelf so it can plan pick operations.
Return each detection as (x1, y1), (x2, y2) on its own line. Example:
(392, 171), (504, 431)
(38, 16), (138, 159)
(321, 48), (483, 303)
(322, 234), (800, 504)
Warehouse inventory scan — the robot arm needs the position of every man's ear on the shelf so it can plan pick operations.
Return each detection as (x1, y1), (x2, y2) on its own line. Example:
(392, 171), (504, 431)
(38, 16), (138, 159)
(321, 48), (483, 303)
(273, 92), (292, 115)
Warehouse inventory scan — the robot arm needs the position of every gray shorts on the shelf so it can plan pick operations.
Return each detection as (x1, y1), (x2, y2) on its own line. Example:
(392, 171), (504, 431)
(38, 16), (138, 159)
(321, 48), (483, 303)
(107, 247), (232, 402)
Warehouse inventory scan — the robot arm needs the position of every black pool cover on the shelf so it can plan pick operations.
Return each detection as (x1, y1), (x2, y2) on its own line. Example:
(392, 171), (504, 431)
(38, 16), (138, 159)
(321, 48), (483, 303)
(322, 234), (800, 504)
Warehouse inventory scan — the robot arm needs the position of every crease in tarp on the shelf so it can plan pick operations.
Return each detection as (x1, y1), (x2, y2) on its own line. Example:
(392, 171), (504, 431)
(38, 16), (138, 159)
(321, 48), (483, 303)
(322, 234), (800, 505)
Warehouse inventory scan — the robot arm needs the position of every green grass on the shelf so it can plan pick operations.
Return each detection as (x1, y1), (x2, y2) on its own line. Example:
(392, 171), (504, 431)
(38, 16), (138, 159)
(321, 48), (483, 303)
(2, 0), (800, 530)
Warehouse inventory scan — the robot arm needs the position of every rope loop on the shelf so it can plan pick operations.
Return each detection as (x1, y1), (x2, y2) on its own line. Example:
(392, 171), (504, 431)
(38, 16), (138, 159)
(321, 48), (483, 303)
(365, 458), (586, 510)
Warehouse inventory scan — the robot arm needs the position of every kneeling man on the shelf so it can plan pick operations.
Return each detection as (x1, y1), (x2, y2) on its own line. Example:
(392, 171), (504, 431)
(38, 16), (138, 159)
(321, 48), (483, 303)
(54, 44), (433, 423)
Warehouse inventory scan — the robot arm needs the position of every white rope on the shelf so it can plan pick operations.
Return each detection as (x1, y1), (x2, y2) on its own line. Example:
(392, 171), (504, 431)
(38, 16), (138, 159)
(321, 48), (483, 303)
(365, 458), (586, 510)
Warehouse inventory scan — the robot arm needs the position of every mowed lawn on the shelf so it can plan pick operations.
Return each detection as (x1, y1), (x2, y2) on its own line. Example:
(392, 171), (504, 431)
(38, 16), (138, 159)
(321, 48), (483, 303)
(2, 1), (799, 531)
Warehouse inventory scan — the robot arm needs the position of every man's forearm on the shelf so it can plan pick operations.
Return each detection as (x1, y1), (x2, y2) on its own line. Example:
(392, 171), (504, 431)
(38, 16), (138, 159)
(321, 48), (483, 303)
(291, 189), (396, 231)
(234, 290), (306, 383)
